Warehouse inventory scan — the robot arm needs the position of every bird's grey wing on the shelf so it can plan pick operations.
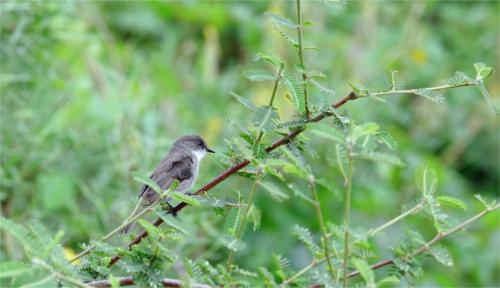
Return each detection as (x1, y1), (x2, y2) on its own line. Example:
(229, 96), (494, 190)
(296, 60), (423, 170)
(139, 155), (194, 203)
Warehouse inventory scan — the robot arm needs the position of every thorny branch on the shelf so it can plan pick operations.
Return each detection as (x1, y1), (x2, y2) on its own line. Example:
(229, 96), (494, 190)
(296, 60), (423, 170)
(102, 79), (475, 268)
(105, 91), (358, 267)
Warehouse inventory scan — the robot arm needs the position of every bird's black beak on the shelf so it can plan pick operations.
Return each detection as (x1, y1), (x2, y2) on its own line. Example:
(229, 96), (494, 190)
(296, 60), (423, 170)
(206, 147), (216, 153)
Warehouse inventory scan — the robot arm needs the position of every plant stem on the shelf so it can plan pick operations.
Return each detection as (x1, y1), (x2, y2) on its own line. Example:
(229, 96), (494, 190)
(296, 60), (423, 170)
(309, 181), (336, 280)
(33, 258), (91, 288)
(281, 198), (426, 285)
(368, 200), (425, 237)
(296, 0), (310, 118)
(70, 185), (173, 263)
(369, 82), (474, 98)
(280, 259), (317, 286)
(107, 78), (474, 268)
(342, 133), (354, 287)
(256, 63), (285, 144)
(226, 172), (262, 270)
(347, 203), (500, 279)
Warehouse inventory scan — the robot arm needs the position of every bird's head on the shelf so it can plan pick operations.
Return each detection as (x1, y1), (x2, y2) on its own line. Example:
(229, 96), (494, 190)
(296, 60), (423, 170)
(174, 135), (215, 160)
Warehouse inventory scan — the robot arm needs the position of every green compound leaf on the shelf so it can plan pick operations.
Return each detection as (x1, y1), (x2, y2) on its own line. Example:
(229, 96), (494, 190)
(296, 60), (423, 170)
(378, 130), (399, 151)
(251, 105), (279, 132)
(437, 196), (467, 211)
(243, 69), (277, 82)
(414, 88), (444, 103)
(231, 92), (256, 111)
(415, 167), (438, 196)
(265, 12), (298, 28)
(284, 73), (305, 113)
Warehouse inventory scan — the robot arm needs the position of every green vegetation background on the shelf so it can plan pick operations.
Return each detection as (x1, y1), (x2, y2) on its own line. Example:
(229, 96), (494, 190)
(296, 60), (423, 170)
(1, 1), (499, 287)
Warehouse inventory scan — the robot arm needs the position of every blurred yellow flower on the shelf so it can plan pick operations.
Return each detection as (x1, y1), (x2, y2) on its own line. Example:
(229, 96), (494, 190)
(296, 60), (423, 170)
(411, 49), (427, 64)
(64, 247), (80, 265)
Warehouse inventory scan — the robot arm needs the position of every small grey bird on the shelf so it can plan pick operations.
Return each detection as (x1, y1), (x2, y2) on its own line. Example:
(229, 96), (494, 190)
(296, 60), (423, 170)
(122, 135), (215, 233)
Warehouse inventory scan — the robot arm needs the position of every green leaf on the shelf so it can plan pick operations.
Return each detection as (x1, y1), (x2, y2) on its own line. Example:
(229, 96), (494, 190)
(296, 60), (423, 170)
(157, 212), (190, 235)
(171, 192), (201, 207)
(309, 124), (346, 145)
(0, 217), (42, 257)
(258, 181), (289, 201)
(303, 41), (320, 50)
(132, 171), (162, 194)
(319, 0), (346, 8)
(278, 118), (307, 129)
(474, 62), (494, 80)
(220, 234), (246, 252)
(223, 206), (241, 237)
(243, 69), (277, 82)
(429, 244), (453, 266)
(335, 143), (349, 182)
(303, 20), (315, 26)
(389, 70), (404, 90)
(255, 53), (283, 67)
(414, 88), (444, 103)
(352, 258), (375, 287)
(287, 183), (315, 205)
(271, 23), (299, 47)
(476, 80), (498, 115)
(292, 225), (321, 258)
(359, 134), (377, 152)
(415, 167), (437, 196)
(442, 71), (472, 86)
(231, 92), (256, 111)
(108, 274), (121, 288)
(377, 276), (400, 287)
(377, 131), (399, 151)
(283, 73), (305, 113)
(251, 105), (279, 132)
(437, 196), (467, 211)
(308, 78), (335, 95)
(137, 219), (161, 237)
(273, 254), (294, 281)
(352, 122), (380, 141)
(359, 152), (405, 167)
(265, 12), (298, 28)
(474, 194), (496, 209)
(0, 261), (33, 278)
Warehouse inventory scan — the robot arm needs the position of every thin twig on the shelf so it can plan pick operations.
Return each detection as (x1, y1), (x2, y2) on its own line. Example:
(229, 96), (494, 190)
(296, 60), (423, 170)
(296, 0), (310, 118)
(347, 203), (500, 279)
(105, 76), (471, 268)
(226, 172), (262, 270)
(280, 259), (318, 286)
(309, 180), (336, 280)
(71, 184), (174, 263)
(106, 92), (357, 267)
(281, 198), (426, 285)
(33, 258), (91, 288)
(257, 63), (285, 143)
(342, 129), (354, 287)
(367, 200), (425, 237)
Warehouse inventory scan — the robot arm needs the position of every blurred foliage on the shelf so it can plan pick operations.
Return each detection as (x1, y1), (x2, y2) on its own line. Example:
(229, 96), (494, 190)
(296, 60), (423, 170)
(1, 1), (499, 287)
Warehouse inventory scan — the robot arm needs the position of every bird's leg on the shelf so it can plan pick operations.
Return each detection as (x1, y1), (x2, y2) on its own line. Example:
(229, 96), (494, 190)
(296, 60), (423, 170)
(160, 201), (178, 217)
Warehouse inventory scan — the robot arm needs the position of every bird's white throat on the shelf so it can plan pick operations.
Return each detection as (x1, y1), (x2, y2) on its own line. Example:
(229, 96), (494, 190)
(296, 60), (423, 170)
(193, 149), (207, 161)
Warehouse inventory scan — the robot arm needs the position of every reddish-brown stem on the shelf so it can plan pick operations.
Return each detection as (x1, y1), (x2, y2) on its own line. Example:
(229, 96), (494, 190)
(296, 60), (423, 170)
(106, 91), (358, 268)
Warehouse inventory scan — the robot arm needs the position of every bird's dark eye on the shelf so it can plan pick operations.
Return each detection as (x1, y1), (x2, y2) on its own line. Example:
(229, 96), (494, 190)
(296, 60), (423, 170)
(198, 140), (203, 146)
